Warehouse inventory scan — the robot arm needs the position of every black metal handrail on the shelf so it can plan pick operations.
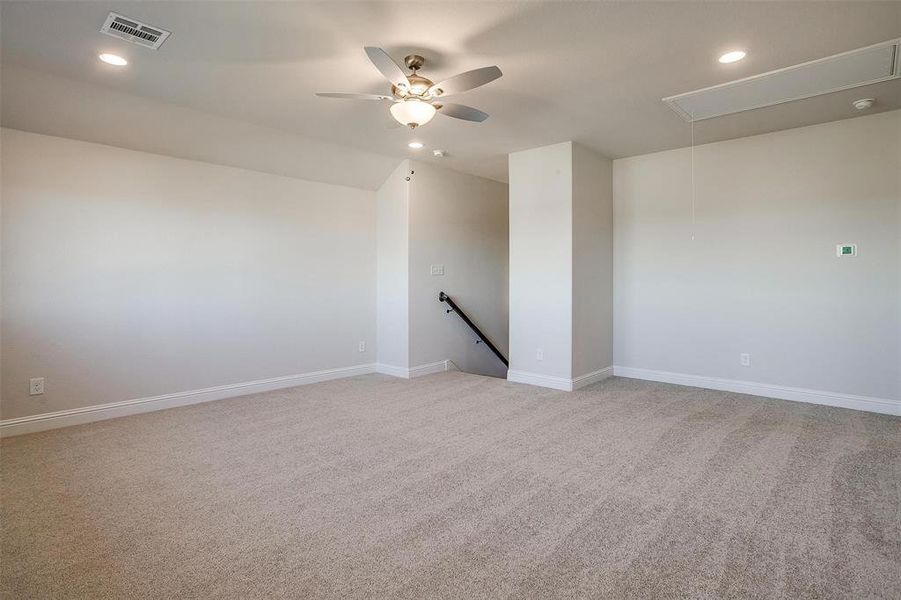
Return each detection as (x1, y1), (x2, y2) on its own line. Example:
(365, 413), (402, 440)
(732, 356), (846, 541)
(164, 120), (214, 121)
(438, 292), (508, 367)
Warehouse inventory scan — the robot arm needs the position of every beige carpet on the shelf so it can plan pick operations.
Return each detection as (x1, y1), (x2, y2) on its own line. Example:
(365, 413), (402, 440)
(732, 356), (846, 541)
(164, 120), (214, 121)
(2, 372), (900, 599)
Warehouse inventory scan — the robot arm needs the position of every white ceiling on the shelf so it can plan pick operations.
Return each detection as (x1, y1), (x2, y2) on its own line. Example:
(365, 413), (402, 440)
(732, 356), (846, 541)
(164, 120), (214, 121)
(2, 1), (899, 187)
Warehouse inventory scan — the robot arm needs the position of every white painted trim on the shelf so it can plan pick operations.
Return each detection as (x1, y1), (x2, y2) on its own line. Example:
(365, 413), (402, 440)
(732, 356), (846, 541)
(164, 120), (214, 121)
(507, 366), (614, 392)
(507, 370), (574, 391)
(0, 363), (377, 437)
(572, 366), (614, 390)
(375, 363), (410, 378)
(612, 366), (901, 417)
(376, 360), (453, 379)
(408, 360), (452, 378)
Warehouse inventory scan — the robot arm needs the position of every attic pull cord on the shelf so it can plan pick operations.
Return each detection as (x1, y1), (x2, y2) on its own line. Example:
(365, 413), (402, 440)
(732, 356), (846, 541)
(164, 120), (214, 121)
(691, 118), (696, 241)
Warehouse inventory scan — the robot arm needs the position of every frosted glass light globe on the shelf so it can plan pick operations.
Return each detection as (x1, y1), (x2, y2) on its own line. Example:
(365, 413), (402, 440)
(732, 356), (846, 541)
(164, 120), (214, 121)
(390, 99), (437, 128)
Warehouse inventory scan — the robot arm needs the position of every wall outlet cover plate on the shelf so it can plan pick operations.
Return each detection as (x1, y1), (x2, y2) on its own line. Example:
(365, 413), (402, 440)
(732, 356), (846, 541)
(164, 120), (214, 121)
(29, 377), (45, 395)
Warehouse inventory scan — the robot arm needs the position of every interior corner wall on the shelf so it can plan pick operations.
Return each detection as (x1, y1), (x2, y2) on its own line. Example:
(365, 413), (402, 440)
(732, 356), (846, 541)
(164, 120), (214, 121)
(509, 142), (574, 380)
(613, 110), (901, 402)
(1, 128), (378, 421)
(407, 161), (508, 378)
(572, 143), (613, 378)
(375, 160), (412, 370)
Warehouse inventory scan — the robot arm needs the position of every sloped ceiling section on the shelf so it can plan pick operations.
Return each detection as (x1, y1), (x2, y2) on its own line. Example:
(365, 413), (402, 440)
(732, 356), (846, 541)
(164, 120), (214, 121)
(0, 66), (401, 190)
(1, 1), (900, 183)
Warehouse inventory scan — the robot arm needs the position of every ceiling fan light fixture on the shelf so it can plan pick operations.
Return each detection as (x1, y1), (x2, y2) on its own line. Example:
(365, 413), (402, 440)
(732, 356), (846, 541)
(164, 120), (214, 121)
(316, 47), (499, 128)
(390, 99), (436, 128)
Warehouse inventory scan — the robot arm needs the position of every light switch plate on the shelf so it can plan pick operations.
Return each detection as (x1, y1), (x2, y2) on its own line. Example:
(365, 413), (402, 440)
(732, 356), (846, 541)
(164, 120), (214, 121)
(430, 264), (445, 276)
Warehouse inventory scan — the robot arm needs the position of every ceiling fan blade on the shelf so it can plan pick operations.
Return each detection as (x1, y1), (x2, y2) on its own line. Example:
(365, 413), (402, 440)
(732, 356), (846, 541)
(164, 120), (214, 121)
(429, 66), (502, 97)
(438, 103), (489, 122)
(316, 92), (393, 101)
(364, 46), (410, 89)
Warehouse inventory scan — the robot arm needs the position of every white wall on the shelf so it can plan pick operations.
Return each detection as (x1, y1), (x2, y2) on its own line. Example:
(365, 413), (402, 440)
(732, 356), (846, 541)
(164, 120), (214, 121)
(1, 129), (377, 420)
(572, 144), (613, 378)
(408, 161), (508, 378)
(376, 160), (412, 370)
(376, 160), (509, 377)
(509, 142), (573, 379)
(508, 141), (613, 387)
(614, 110), (900, 402)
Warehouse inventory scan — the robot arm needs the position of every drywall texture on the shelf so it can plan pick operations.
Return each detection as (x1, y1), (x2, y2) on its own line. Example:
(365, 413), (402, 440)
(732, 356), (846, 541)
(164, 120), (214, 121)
(509, 141), (613, 383)
(509, 142), (574, 379)
(1, 129), (377, 420)
(408, 161), (508, 378)
(572, 144), (614, 378)
(614, 110), (901, 401)
(375, 160), (412, 370)
(1, 66), (400, 191)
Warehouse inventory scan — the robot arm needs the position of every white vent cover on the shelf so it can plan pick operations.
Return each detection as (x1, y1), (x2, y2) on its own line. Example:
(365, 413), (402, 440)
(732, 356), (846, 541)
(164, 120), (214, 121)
(100, 12), (171, 50)
(664, 39), (900, 121)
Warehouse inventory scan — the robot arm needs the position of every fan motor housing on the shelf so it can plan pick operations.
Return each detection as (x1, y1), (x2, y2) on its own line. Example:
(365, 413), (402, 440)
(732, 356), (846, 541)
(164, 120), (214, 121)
(393, 74), (434, 99)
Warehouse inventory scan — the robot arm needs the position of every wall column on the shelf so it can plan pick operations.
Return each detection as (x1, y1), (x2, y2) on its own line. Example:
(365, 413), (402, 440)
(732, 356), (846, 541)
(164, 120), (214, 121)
(508, 142), (613, 390)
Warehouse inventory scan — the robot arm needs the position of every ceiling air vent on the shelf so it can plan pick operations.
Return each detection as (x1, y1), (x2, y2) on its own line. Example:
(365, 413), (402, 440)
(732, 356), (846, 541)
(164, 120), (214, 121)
(100, 12), (171, 50)
(664, 38), (900, 121)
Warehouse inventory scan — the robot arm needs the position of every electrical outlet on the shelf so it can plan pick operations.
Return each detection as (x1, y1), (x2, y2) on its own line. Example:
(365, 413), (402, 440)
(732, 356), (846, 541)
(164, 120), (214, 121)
(358, 341), (366, 353)
(536, 348), (544, 361)
(429, 264), (445, 276)
(740, 353), (751, 367)
(30, 377), (45, 396)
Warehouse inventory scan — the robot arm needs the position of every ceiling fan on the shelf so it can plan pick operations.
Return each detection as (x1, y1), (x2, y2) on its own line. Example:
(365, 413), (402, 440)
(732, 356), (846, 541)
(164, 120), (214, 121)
(316, 47), (502, 129)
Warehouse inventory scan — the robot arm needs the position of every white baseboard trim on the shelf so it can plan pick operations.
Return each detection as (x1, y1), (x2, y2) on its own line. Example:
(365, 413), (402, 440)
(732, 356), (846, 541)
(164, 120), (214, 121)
(409, 360), (453, 378)
(374, 363), (409, 378)
(507, 370), (573, 391)
(612, 366), (901, 417)
(508, 366), (614, 392)
(0, 363), (377, 437)
(376, 360), (453, 379)
(572, 366), (614, 390)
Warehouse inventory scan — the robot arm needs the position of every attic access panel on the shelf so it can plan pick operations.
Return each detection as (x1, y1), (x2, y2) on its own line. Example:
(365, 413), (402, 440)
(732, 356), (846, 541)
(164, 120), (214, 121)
(664, 39), (900, 121)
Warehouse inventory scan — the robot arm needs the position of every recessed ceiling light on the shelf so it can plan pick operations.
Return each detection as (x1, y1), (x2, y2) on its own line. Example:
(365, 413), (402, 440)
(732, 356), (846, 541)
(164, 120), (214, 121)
(408, 141), (424, 149)
(99, 53), (128, 66)
(718, 50), (746, 64)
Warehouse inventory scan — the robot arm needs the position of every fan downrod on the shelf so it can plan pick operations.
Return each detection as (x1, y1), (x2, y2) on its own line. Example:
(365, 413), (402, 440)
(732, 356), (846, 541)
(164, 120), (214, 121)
(404, 54), (425, 71)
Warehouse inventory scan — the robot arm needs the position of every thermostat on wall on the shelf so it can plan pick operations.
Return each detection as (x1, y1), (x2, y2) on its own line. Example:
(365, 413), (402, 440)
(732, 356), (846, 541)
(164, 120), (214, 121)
(836, 243), (857, 257)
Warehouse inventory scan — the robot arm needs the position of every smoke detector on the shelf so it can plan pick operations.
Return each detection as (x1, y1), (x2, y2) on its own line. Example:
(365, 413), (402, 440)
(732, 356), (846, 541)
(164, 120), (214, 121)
(100, 12), (171, 50)
(852, 98), (875, 110)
